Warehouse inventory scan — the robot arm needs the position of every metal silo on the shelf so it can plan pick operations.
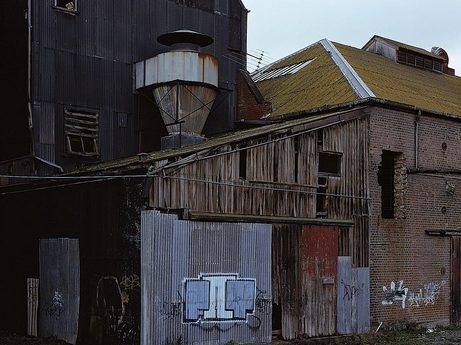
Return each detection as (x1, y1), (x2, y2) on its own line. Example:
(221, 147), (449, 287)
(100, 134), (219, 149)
(135, 30), (219, 149)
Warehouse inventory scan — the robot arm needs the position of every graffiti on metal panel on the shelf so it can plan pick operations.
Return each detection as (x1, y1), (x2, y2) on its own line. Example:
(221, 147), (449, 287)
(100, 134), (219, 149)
(382, 280), (446, 309)
(183, 273), (256, 323)
(255, 287), (272, 315)
(408, 281), (446, 307)
(89, 274), (140, 344)
(156, 291), (183, 320)
(340, 279), (365, 301)
(44, 289), (66, 320)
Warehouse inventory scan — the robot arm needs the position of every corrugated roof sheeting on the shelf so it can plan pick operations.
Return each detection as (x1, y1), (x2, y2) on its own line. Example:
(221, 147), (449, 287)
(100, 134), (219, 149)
(141, 211), (272, 345)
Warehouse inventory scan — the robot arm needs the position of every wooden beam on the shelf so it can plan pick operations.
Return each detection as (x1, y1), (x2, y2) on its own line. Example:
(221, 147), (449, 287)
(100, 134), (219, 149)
(186, 210), (354, 226)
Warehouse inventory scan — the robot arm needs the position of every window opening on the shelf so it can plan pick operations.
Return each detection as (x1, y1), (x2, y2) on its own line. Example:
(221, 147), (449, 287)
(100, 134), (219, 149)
(55, 0), (76, 10)
(319, 152), (341, 175)
(239, 148), (247, 179)
(317, 128), (324, 147)
(64, 108), (99, 157)
(378, 150), (397, 219)
(294, 135), (299, 183)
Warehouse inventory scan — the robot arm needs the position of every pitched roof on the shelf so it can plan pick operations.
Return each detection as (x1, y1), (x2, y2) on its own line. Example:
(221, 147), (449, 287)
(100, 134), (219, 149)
(252, 37), (461, 119)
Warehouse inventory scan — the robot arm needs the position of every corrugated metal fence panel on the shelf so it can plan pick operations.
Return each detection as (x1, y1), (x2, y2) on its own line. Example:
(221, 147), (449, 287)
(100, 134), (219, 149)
(141, 211), (272, 345)
(39, 238), (80, 345)
(337, 256), (352, 334)
(354, 268), (370, 333)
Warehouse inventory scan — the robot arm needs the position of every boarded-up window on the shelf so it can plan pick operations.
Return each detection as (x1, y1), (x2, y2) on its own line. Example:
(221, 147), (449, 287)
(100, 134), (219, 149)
(64, 109), (99, 157)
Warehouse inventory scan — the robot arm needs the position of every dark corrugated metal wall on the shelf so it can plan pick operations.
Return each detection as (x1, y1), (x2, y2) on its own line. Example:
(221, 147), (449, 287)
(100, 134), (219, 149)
(31, 0), (246, 171)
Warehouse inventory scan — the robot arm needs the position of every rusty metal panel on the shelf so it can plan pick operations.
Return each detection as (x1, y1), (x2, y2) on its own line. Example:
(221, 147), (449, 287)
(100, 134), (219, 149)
(141, 211), (272, 345)
(301, 225), (338, 337)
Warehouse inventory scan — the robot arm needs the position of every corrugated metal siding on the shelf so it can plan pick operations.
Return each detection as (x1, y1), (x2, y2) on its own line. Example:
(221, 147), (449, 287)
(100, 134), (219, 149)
(30, 0), (246, 170)
(39, 238), (80, 345)
(141, 210), (272, 345)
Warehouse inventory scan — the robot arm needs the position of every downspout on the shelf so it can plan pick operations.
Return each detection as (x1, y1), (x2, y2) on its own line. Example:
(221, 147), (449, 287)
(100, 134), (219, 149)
(415, 109), (421, 169)
(27, 0), (35, 158)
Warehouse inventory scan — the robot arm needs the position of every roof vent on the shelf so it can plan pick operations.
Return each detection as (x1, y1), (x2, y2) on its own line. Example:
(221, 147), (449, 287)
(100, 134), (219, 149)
(431, 47), (449, 63)
(431, 46), (455, 75)
(135, 30), (218, 149)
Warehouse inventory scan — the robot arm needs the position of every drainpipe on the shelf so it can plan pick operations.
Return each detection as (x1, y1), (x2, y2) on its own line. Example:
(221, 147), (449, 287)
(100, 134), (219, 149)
(27, 0), (35, 158)
(415, 109), (421, 169)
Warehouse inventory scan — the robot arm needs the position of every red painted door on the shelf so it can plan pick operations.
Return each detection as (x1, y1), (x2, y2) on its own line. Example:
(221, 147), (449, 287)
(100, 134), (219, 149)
(300, 225), (338, 337)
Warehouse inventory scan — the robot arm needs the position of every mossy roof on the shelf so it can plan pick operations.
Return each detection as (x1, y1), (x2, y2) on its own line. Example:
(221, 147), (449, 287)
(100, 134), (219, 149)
(254, 38), (461, 119)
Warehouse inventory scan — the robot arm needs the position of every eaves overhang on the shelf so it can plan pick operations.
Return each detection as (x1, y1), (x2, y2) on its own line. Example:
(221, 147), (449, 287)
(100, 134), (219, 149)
(270, 97), (461, 123)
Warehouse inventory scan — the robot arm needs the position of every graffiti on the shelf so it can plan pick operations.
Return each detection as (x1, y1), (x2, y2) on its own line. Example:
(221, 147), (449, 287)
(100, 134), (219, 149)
(89, 274), (140, 344)
(255, 288), (272, 315)
(44, 289), (66, 320)
(157, 295), (183, 320)
(191, 315), (262, 332)
(183, 273), (256, 323)
(408, 281), (446, 307)
(382, 280), (446, 309)
(120, 274), (140, 291)
(382, 281), (408, 308)
(341, 279), (365, 301)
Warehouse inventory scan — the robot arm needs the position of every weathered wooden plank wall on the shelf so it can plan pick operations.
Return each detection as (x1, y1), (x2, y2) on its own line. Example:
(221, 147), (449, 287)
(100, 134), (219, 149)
(27, 278), (39, 337)
(300, 225), (338, 337)
(150, 116), (371, 338)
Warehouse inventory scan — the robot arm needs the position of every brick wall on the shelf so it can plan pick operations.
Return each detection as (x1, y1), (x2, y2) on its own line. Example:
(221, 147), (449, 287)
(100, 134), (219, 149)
(237, 70), (272, 121)
(369, 106), (461, 327)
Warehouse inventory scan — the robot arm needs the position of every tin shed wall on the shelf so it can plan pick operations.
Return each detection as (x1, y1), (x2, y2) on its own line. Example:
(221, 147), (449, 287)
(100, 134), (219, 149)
(141, 211), (272, 345)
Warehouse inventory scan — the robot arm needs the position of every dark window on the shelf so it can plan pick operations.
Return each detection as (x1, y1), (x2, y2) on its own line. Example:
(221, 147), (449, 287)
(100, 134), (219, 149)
(319, 152), (341, 175)
(239, 148), (247, 179)
(317, 128), (324, 147)
(55, 0), (76, 10)
(294, 136), (299, 183)
(378, 150), (396, 219)
(64, 109), (99, 157)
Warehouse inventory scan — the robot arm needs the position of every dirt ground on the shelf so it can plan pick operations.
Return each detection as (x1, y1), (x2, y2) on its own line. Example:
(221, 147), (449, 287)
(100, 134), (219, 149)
(3, 327), (461, 345)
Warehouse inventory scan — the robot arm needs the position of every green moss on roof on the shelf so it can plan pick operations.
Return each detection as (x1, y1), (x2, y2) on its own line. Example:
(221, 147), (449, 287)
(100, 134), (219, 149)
(255, 38), (461, 120)
(255, 42), (359, 118)
(336, 42), (461, 116)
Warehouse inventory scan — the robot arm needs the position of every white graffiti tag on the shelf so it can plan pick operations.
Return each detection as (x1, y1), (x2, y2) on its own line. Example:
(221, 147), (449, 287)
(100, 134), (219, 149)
(408, 281), (446, 307)
(382, 281), (409, 308)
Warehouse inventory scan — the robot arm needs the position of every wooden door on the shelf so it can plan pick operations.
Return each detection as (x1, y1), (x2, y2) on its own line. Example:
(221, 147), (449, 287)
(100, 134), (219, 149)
(300, 225), (338, 337)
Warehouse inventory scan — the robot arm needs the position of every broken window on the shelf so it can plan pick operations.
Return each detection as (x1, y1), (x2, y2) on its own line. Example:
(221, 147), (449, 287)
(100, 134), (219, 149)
(64, 108), (99, 157)
(55, 0), (76, 11)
